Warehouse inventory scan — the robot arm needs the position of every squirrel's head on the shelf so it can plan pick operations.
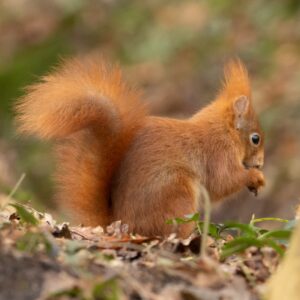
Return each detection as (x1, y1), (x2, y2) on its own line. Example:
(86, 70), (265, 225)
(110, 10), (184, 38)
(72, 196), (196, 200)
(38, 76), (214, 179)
(219, 59), (264, 169)
(232, 94), (264, 170)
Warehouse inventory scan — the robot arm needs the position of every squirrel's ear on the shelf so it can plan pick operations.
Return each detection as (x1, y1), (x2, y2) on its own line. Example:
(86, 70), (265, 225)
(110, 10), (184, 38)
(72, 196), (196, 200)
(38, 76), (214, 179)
(233, 95), (249, 129)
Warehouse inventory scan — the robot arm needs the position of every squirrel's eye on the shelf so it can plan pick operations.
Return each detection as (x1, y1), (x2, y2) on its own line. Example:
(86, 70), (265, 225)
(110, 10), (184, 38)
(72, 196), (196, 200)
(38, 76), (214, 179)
(250, 133), (260, 146)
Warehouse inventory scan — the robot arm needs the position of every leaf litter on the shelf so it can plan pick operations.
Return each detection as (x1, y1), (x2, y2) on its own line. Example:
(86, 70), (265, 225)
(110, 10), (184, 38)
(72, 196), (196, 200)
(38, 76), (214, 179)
(0, 200), (294, 300)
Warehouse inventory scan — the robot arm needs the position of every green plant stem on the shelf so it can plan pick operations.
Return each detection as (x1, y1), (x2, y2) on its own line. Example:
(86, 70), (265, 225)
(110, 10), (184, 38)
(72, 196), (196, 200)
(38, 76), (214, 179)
(199, 185), (211, 258)
(250, 217), (288, 225)
(7, 173), (26, 200)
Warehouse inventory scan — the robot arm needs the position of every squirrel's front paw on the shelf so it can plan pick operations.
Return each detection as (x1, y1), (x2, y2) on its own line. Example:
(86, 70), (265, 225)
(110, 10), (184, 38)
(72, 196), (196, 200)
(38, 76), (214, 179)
(247, 168), (265, 196)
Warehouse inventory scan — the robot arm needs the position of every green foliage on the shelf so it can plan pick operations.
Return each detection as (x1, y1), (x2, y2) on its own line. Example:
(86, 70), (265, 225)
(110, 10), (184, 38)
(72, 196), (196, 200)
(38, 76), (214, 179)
(167, 214), (295, 259)
(10, 203), (39, 225)
(221, 237), (285, 259)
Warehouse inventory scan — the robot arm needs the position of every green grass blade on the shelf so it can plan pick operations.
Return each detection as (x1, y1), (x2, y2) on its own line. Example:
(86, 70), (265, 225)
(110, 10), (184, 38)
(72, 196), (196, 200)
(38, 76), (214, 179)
(250, 217), (289, 225)
(259, 230), (292, 241)
(166, 213), (200, 225)
(221, 236), (285, 260)
(220, 241), (250, 260)
(221, 222), (258, 237)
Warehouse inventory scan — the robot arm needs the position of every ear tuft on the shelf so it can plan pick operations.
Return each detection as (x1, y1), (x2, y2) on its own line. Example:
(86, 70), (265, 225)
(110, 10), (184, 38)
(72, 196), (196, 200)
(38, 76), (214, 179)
(221, 59), (251, 99)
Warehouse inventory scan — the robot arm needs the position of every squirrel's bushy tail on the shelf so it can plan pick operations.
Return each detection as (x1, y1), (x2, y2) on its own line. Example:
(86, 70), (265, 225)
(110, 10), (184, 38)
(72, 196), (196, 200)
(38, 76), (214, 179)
(16, 56), (146, 226)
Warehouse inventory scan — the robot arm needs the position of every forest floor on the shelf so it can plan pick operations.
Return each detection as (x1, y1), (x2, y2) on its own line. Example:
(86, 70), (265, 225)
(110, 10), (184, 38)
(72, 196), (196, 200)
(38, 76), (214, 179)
(0, 198), (292, 300)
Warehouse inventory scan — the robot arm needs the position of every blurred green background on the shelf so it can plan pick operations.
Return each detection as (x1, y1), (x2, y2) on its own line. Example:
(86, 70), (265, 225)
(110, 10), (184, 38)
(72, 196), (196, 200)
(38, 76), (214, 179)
(0, 0), (299, 222)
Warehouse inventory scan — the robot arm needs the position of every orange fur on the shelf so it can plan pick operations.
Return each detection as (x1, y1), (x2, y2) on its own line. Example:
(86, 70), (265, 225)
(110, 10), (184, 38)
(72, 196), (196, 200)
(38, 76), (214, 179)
(15, 57), (265, 237)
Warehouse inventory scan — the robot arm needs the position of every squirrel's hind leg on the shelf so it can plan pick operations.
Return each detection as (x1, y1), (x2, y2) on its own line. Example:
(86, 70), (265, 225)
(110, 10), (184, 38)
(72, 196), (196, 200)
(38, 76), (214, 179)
(123, 173), (200, 238)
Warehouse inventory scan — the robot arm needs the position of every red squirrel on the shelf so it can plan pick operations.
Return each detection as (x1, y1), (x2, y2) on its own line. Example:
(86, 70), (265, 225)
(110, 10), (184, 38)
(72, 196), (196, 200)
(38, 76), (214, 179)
(16, 56), (265, 237)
